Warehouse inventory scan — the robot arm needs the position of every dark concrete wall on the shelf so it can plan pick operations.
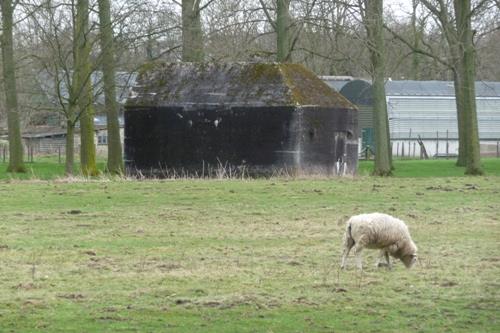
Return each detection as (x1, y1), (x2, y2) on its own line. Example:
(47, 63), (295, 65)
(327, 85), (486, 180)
(125, 106), (296, 175)
(125, 105), (357, 177)
(296, 107), (358, 175)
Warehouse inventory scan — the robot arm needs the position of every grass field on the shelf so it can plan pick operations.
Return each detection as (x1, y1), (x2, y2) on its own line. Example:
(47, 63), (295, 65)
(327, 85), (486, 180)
(1, 157), (500, 180)
(0, 173), (499, 332)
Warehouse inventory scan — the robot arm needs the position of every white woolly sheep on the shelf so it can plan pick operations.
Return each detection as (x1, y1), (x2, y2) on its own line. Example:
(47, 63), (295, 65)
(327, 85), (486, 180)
(340, 213), (418, 270)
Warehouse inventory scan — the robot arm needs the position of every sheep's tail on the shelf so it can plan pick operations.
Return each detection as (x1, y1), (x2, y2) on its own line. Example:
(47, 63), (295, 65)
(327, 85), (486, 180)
(343, 221), (355, 248)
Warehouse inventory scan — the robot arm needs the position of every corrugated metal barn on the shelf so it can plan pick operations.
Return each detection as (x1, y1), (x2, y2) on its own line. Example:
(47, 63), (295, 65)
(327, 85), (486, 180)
(323, 78), (500, 157)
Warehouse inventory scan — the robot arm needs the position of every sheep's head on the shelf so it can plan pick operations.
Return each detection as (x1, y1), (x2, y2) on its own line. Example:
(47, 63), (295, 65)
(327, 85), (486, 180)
(401, 253), (417, 268)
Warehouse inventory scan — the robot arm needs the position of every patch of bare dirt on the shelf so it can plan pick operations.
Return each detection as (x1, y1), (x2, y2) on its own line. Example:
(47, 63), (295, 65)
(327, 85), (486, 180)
(426, 186), (454, 192)
(97, 316), (127, 322)
(23, 299), (45, 308)
(57, 293), (85, 300)
(14, 282), (37, 290)
(480, 257), (500, 262)
(157, 263), (183, 271)
(294, 296), (319, 307)
(439, 280), (458, 287)
(195, 294), (280, 310)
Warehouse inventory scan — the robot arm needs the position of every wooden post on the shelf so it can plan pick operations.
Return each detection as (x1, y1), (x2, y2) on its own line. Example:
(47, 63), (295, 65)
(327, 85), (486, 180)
(2, 146), (5, 162)
(396, 142), (399, 157)
(497, 141), (499, 158)
(413, 142), (416, 158)
(436, 131), (439, 157)
(401, 142), (405, 158)
(446, 130), (449, 159)
(408, 129), (412, 158)
(58, 147), (62, 164)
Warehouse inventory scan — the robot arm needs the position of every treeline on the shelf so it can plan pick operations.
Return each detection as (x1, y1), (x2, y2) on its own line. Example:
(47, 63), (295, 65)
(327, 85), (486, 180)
(0, 0), (498, 175)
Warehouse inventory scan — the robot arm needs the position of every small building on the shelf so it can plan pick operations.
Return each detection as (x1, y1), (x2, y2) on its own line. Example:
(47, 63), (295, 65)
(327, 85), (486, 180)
(125, 62), (358, 177)
(22, 127), (67, 154)
(323, 78), (500, 157)
(33, 70), (134, 156)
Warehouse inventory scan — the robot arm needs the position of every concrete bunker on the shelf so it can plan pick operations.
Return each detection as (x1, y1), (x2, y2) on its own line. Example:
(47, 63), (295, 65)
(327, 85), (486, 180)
(125, 62), (358, 177)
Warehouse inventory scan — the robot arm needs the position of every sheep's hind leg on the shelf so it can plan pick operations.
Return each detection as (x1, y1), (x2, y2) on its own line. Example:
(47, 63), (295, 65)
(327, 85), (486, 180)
(352, 237), (366, 270)
(340, 235), (355, 269)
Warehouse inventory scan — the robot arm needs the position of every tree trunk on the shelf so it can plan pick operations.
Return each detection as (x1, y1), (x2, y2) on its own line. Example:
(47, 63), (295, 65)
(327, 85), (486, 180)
(182, 0), (204, 62)
(1, 0), (26, 173)
(74, 0), (98, 176)
(276, 0), (292, 62)
(454, 0), (482, 174)
(452, 69), (467, 166)
(98, 0), (124, 175)
(65, 120), (75, 175)
(365, 0), (392, 176)
(411, 0), (420, 80)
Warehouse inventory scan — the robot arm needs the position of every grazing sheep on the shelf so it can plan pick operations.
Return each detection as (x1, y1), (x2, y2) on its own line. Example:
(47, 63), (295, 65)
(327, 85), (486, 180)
(340, 213), (418, 270)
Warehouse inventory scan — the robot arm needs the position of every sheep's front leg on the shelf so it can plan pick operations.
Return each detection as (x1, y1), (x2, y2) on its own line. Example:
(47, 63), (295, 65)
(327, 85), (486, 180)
(377, 250), (391, 268)
(383, 250), (392, 269)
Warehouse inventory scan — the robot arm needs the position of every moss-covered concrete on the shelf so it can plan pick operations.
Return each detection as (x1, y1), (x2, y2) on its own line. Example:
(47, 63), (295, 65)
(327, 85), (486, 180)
(127, 62), (357, 110)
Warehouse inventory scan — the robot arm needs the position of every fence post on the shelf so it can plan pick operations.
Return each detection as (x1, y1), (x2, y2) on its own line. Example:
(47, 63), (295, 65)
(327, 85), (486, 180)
(58, 147), (61, 164)
(436, 131), (439, 157)
(497, 141), (499, 158)
(413, 142), (416, 158)
(396, 142), (399, 157)
(446, 130), (449, 158)
(2, 146), (5, 163)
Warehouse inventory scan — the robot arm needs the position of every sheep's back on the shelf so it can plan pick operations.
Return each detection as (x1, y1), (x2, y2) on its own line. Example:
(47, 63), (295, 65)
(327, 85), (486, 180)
(348, 213), (411, 248)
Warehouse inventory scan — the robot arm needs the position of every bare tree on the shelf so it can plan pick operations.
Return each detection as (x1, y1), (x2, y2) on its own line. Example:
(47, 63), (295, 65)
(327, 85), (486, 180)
(1, 0), (26, 173)
(98, 0), (123, 175)
(415, 0), (487, 173)
(361, 0), (392, 175)
(182, 0), (205, 61)
(73, 0), (98, 176)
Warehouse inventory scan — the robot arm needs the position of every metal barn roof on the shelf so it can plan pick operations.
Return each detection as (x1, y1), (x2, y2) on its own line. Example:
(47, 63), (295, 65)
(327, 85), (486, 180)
(386, 81), (500, 97)
(323, 78), (500, 98)
(37, 70), (137, 106)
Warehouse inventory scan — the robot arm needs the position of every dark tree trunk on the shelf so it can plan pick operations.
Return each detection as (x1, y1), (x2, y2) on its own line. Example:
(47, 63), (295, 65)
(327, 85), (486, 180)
(276, 0), (293, 62)
(1, 0), (26, 173)
(454, 0), (482, 174)
(65, 120), (75, 175)
(98, 0), (123, 175)
(74, 0), (98, 176)
(182, 0), (204, 62)
(364, 0), (392, 176)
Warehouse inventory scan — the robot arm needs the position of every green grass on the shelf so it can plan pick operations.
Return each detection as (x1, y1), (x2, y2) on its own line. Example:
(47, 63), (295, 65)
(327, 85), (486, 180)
(1, 156), (499, 180)
(358, 158), (500, 177)
(0, 177), (499, 332)
(0, 155), (106, 180)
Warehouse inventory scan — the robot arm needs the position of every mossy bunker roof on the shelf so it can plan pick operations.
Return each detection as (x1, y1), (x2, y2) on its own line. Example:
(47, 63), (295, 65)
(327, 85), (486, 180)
(126, 62), (356, 109)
